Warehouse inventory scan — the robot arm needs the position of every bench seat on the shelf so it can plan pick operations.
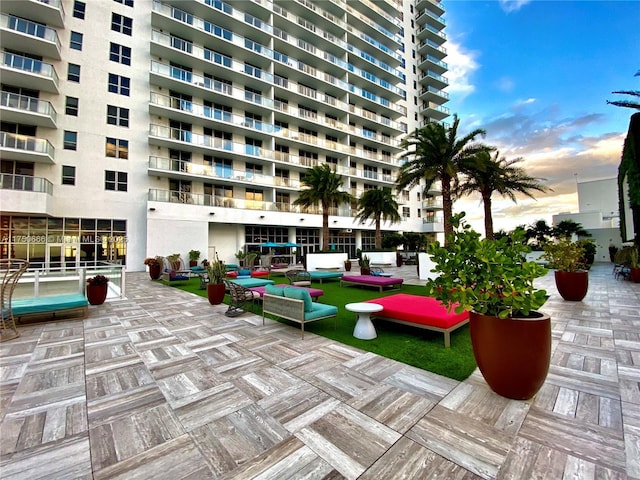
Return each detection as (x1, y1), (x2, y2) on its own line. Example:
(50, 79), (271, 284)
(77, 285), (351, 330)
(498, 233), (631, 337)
(12, 293), (89, 320)
(341, 275), (403, 292)
(365, 294), (469, 347)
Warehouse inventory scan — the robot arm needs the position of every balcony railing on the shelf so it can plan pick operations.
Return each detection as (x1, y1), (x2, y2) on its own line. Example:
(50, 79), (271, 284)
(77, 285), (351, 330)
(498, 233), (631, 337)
(1, 91), (57, 123)
(0, 131), (55, 158)
(1, 173), (53, 194)
(1, 50), (58, 84)
(1, 13), (61, 50)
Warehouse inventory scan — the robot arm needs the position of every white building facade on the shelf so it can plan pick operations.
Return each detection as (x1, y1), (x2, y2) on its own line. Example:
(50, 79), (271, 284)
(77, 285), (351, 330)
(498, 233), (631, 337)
(0, 0), (448, 270)
(552, 177), (622, 262)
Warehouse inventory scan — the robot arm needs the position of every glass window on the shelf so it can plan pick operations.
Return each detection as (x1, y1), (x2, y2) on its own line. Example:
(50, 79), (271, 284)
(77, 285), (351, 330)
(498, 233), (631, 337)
(70, 31), (83, 50)
(106, 105), (129, 127)
(67, 63), (81, 82)
(105, 170), (127, 191)
(106, 137), (128, 158)
(108, 73), (130, 96)
(111, 13), (133, 36)
(114, 0), (134, 6)
(63, 131), (77, 150)
(65, 96), (78, 116)
(62, 165), (76, 185)
(73, 1), (86, 19)
(109, 43), (131, 65)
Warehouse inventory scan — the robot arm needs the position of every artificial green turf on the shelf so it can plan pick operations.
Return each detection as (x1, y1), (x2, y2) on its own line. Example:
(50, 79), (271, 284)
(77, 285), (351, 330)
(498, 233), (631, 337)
(169, 276), (477, 381)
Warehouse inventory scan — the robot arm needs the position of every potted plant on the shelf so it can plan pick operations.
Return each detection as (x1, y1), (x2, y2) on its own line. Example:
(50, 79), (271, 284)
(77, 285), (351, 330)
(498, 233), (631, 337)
(188, 250), (200, 267)
(425, 213), (550, 400)
(541, 238), (588, 301)
(630, 247), (640, 283)
(360, 254), (371, 275)
(396, 251), (403, 267)
(86, 274), (109, 305)
(143, 256), (164, 280)
(166, 253), (181, 270)
(235, 250), (246, 267)
(344, 258), (352, 271)
(206, 256), (227, 305)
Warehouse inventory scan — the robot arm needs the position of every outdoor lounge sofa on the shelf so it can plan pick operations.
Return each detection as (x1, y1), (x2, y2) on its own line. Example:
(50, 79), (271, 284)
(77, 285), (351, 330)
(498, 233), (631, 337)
(340, 274), (403, 292)
(12, 293), (89, 322)
(308, 271), (343, 283)
(262, 285), (337, 338)
(365, 294), (469, 347)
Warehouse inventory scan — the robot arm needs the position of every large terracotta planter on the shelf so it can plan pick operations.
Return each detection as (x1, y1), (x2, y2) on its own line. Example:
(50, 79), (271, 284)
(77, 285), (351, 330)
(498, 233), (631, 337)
(207, 283), (226, 305)
(630, 267), (640, 283)
(148, 264), (161, 280)
(470, 311), (551, 400)
(86, 284), (108, 305)
(554, 270), (589, 301)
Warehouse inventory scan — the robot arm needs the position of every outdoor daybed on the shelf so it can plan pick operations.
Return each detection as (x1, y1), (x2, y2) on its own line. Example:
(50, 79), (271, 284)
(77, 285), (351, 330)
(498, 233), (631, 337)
(340, 274), (403, 292)
(308, 271), (343, 283)
(229, 278), (274, 288)
(365, 294), (469, 347)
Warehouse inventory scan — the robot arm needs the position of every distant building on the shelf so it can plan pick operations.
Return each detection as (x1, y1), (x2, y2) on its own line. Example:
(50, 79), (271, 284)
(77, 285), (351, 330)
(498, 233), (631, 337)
(552, 177), (622, 262)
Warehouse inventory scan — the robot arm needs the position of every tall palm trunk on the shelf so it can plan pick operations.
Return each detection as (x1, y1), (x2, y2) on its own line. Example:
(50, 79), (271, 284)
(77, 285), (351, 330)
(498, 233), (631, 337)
(375, 217), (382, 249)
(482, 192), (494, 240)
(441, 174), (454, 245)
(322, 208), (330, 250)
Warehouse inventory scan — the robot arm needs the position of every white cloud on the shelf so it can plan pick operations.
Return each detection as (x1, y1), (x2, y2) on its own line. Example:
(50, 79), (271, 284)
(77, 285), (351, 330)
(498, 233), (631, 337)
(498, 0), (532, 13)
(444, 41), (480, 101)
(495, 76), (515, 93)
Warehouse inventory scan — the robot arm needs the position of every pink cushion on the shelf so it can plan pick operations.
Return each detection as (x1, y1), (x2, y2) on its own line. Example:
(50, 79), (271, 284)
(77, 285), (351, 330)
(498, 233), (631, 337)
(342, 275), (403, 286)
(366, 294), (468, 329)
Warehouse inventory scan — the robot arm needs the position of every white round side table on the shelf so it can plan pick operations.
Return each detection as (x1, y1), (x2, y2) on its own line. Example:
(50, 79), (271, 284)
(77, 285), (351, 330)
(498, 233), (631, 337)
(345, 302), (383, 340)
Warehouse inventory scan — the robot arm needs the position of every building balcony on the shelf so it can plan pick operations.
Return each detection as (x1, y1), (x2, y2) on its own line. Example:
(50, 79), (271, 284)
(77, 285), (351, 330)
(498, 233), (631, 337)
(0, 173), (54, 215)
(422, 197), (444, 210)
(419, 70), (449, 90)
(417, 38), (447, 59)
(1, 50), (59, 93)
(421, 218), (444, 233)
(0, 13), (61, 60)
(420, 102), (450, 121)
(416, 7), (446, 30)
(148, 156), (301, 190)
(0, 0), (65, 28)
(0, 131), (54, 164)
(418, 54), (448, 76)
(1, 91), (57, 128)
(416, 23), (446, 44)
(419, 85), (449, 104)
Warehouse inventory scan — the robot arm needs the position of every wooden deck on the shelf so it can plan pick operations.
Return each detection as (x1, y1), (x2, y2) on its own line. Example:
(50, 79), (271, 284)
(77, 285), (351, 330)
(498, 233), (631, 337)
(0, 265), (638, 479)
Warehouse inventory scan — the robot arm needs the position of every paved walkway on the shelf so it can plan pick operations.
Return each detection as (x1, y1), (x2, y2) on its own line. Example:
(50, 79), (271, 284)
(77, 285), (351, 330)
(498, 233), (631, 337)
(0, 264), (638, 479)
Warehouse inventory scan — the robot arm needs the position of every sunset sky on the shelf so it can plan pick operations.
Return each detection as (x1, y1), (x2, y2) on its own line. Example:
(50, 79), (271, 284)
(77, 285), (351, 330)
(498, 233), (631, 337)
(442, 0), (638, 233)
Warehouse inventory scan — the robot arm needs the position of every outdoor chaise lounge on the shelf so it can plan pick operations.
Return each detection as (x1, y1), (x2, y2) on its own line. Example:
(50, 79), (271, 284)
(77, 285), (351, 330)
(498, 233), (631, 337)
(340, 274), (403, 292)
(365, 293), (469, 347)
(308, 271), (343, 283)
(229, 278), (274, 289)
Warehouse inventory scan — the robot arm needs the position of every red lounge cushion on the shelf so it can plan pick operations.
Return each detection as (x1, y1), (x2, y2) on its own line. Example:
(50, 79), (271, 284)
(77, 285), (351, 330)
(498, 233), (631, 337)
(366, 294), (468, 329)
(251, 270), (270, 277)
(225, 271), (238, 278)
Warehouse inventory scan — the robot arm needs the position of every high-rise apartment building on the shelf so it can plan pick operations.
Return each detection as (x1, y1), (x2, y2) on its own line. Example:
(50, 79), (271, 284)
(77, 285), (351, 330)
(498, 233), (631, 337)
(0, 0), (448, 270)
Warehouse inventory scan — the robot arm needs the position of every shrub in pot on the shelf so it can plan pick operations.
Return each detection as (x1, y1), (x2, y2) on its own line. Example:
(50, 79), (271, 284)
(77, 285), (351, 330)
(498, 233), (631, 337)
(541, 238), (588, 301)
(86, 275), (109, 305)
(360, 254), (371, 275)
(188, 249), (200, 267)
(206, 257), (227, 305)
(344, 259), (352, 271)
(630, 247), (640, 283)
(143, 256), (164, 280)
(425, 213), (550, 400)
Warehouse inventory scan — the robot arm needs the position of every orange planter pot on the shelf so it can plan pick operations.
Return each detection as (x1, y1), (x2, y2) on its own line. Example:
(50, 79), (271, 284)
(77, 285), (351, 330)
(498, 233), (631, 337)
(470, 311), (551, 400)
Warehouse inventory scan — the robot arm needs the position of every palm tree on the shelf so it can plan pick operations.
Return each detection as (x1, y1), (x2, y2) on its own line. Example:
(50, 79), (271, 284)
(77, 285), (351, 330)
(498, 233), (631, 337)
(355, 189), (402, 249)
(457, 150), (550, 239)
(553, 219), (590, 239)
(397, 114), (487, 244)
(527, 220), (553, 249)
(293, 164), (354, 250)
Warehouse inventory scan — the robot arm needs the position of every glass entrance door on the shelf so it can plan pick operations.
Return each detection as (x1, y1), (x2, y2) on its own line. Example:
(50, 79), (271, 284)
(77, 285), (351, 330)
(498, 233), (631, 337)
(46, 243), (79, 271)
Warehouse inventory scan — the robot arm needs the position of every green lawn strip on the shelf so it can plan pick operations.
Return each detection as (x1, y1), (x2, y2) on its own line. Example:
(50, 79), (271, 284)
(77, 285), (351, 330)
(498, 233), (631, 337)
(170, 277), (476, 381)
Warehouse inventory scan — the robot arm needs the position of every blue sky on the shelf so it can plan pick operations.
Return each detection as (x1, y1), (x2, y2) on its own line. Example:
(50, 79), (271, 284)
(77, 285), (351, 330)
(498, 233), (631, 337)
(442, 0), (639, 233)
